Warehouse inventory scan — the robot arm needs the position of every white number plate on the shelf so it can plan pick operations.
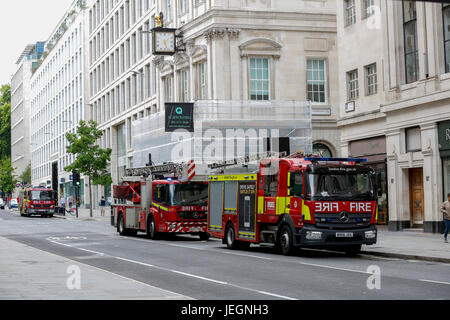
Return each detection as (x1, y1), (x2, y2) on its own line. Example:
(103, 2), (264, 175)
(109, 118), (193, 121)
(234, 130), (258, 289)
(336, 232), (354, 238)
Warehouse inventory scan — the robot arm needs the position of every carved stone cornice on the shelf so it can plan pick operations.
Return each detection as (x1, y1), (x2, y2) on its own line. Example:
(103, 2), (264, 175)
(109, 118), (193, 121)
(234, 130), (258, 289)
(227, 28), (241, 40)
(153, 56), (165, 71)
(203, 27), (227, 42)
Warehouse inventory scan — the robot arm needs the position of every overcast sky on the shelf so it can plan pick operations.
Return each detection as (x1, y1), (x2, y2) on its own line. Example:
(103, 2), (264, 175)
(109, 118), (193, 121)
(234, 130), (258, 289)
(0, 0), (74, 85)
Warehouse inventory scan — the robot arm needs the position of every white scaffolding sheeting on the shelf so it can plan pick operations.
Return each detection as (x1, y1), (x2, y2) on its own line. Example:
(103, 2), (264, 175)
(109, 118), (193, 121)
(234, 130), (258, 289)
(131, 100), (312, 166)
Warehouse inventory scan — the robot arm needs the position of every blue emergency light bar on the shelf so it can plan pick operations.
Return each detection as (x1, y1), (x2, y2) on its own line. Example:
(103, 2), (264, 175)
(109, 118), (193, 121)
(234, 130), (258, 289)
(305, 157), (367, 163)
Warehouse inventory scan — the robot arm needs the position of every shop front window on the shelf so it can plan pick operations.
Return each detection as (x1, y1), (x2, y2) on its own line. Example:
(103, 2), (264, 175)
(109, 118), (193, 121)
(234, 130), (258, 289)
(372, 163), (388, 225)
(444, 158), (450, 201)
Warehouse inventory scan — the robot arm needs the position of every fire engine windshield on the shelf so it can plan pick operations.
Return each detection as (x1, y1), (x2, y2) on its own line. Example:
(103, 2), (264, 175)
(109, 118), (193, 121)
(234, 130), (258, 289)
(306, 173), (375, 201)
(31, 191), (54, 201)
(169, 183), (208, 206)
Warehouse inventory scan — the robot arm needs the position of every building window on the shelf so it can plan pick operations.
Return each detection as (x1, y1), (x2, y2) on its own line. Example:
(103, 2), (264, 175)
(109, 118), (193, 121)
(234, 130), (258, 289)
(443, 4), (450, 73)
(249, 57), (270, 101)
(166, 0), (172, 21)
(347, 69), (359, 100)
(307, 59), (326, 103)
(313, 143), (333, 158)
(182, 70), (189, 102)
(179, 0), (188, 14)
(403, 0), (418, 84)
(199, 62), (206, 100)
(345, 0), (356, 27)
(365, 63), (377, 95)
(406, 126), (421, 152)
(165, 76), (173, 102)
(363, 0), (375, 19)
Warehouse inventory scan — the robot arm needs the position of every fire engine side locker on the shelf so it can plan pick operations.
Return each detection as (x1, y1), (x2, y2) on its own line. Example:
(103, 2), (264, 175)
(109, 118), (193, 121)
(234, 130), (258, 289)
(208, 174), (258, 242)
(208, 181), (225, 235)
(236, 180), (257, 241)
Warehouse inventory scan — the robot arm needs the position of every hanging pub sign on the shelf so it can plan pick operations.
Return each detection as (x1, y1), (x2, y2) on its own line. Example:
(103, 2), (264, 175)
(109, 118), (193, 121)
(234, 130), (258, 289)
(165, 103), (194, 132)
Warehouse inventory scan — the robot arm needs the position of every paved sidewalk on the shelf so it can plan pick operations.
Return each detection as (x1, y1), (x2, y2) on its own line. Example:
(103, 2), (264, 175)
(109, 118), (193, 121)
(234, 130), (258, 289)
(0, 236), (190, 300)
(362, 228), (450, 263)
(54, 207), (111, 222)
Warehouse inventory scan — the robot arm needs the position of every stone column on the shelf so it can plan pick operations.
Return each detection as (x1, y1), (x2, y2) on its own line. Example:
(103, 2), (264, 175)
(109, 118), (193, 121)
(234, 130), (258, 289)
(204, 28), (226, 100)
(386, 128), (408, 231)
(421, 122), (442, 233)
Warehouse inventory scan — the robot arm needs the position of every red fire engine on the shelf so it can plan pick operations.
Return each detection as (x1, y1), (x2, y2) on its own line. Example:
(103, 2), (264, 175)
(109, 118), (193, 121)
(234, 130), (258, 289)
(18, 187), (57, 218)
(112, 162), (210, 240)
(207, 153), (379, 256)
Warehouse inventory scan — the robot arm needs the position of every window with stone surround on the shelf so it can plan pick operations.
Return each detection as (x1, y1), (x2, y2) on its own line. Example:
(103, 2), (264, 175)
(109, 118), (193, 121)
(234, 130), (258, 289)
(345, 0), (356, 27)
(406, 126), (421, 152)
(347, 69), (359, 100)
(403, 0), (418, 83)
(443, 4), (450, 73)
(365, 63), (377, 96)
(362, 0), (375, 19)
(307, 59), (327, 103)
(249, 57), (270, 101)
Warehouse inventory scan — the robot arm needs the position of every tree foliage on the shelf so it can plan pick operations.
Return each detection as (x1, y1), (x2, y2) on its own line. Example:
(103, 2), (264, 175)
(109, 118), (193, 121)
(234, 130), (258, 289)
(0, 85), (11, 159)
(0, 157), (18, 197)
(19, 163), (32, 185)
(64, 120), (112, 216)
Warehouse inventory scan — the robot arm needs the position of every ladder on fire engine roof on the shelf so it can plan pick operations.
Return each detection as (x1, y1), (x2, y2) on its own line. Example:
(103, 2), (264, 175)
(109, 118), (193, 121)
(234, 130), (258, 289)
(124, 151), (288, 180)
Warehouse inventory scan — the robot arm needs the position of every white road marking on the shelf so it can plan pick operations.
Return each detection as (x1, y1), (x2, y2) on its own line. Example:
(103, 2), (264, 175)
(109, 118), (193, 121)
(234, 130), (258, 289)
(297, 262), (369, 274)
(115, 256), (154, 267)
(419, 279), (450, 286)
(168, 269), (228, 285)
(256, 291), (297, 300)
(220, 251), (273, 261)
(76, 247), (105, 256)
(47, 239), (297, 300)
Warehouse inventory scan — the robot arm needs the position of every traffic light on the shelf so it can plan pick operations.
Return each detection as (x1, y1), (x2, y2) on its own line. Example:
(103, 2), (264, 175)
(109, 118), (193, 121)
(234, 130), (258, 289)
(72, 170), (81, 186)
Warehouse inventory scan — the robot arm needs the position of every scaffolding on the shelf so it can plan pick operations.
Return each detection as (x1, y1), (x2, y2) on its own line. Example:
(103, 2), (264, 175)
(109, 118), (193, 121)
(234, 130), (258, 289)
(131, 100), (312, 166)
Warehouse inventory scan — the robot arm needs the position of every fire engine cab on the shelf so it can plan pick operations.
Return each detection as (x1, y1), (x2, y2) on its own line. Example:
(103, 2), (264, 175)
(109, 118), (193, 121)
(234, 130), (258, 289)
(112, 162), (210, 240)
(18, 187), (57, 218)
(207, 153), (379, 256)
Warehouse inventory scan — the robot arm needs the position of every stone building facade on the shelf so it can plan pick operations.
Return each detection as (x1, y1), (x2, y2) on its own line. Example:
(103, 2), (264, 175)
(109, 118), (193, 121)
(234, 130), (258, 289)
(88, 0), (341, 205)
(337, 0), (450, 233)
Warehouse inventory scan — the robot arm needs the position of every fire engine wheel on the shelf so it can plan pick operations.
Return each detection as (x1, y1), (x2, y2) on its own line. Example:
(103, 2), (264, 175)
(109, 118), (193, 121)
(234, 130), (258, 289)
(146, 215), (159, 240)
(278, 225), (295, 256)
(118, 214), (127, 236)
(225, 225), (237, 250)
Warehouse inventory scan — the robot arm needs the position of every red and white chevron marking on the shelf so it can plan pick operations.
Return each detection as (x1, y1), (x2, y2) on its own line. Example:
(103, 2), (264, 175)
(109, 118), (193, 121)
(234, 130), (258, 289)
(166, 222), (207, 233)
(187, 160), (196, 181)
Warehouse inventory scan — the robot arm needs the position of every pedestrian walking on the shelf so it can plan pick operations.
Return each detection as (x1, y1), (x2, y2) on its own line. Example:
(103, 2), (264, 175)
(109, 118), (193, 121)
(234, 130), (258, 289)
(441, 192), (450, 243)
(100, 196), (106, 217)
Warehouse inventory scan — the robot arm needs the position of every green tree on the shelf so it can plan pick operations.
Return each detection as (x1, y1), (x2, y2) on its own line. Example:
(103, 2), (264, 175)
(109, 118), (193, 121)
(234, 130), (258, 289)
(19, 163), (32, 185)
(0, 85), (11, 159)
(64, 120), (112, 217)
(0, 157), (18, 198)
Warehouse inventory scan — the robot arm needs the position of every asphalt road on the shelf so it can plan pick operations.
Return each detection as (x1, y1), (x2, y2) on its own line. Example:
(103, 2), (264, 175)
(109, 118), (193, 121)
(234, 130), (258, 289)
(0, 209), (449, 300)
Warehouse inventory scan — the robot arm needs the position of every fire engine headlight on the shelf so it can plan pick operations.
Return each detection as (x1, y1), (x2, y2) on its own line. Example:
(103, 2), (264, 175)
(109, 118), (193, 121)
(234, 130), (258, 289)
(306, 231), (322, 240)
(365, 231), (377, 239)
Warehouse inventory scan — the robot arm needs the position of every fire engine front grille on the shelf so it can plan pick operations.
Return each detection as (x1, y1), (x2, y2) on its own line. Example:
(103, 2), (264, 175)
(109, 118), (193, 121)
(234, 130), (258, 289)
(32, 204), (53, 208)
(314, 213), (372, 230)
(178, 212), (207, 220)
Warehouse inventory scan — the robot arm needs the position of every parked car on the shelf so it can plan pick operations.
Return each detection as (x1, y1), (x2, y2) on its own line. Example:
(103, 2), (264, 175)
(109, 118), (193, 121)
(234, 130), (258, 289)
(0, 199), (5, 210)
(8, 199), (18, 209)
